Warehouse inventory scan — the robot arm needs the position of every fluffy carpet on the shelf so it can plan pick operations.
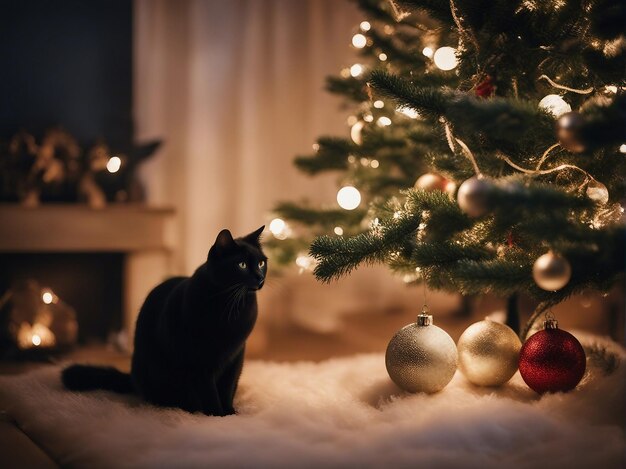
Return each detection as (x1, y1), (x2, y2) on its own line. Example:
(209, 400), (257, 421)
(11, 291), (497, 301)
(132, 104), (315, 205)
(1, 332), (624, 468)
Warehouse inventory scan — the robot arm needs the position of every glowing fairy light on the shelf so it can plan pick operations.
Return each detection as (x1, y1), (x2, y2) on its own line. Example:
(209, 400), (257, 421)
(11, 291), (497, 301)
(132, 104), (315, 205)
(370, 159), (379, 168)
(334, 226), (344, 236)
(433, 47), (458, 70)
(269, 218), (290, 240)
(295, 253), (316, 274)
(337, 186), (361, 210)
(350, 64), (364, 77)
(32, 334), (42, 346)
(397, 106), (419, 119)
(373, 100), (384, 108)
(377, 116), (391, 127)
(350, 121), (364, 145)
(312, 143), (320, 151)
(352, 33), (367, 49)
(538, 94), (571, 117)
(378, 53), (387, 61)
(360, 157), (370, 166)
(360, 21), (371, 31)
(363, 114), (374, 122)
(422, 47), (434, 58)
(347, 115), (358, 126)
(106, 156), (122, 173)
(619, 144), (626, 154)
(42, 290), (54, 304)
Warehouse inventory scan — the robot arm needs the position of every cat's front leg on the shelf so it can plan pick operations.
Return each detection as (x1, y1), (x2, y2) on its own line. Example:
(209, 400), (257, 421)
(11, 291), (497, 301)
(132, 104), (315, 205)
(216, 347), (245, 415)
(196, 376), (224, 417)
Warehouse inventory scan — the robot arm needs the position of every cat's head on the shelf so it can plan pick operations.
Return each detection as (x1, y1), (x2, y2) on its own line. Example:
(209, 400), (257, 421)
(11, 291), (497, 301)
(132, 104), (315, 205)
(207, 226), (267, 291)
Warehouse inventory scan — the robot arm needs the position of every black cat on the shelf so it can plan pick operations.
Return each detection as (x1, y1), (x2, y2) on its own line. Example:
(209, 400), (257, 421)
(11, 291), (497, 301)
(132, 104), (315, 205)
(62, 226), (267, 416)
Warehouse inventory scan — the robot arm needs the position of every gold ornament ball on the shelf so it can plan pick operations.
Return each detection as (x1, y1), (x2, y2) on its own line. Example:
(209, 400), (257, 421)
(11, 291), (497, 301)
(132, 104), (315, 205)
(557, 112), (586, 153)
(385, 314), (457, 393)
(415, 173), (448, 192)
(533, 251), (571, 291)
(457, 320), (521, 387)
(457, 176), (493, 218)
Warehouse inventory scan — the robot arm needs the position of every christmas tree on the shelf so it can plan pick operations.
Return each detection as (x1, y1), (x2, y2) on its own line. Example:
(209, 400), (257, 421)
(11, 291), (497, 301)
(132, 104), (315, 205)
(270, 0), (625, 336)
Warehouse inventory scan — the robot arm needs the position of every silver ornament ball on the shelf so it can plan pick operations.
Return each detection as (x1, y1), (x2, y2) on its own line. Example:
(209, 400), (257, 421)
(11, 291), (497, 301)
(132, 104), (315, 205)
(385, 314), (457, 393)
(457, 319), (521, 387)
(533, 251), (571, 291)
(457, 176), (493, 217)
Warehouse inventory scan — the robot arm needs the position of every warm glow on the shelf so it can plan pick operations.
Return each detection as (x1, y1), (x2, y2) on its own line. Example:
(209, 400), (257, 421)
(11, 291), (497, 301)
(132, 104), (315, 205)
(373, 100), (384, 108)
(295, 254), (316, 274)
(539, 94), (571, 117)
(397, 106), (419, 119)
(422, 46), (434, 58)
(334, 226), (344, 236)
(370, 159), (379, 168)
(350, 64), (364, 77)
(433, 47), (458, 70)
(377, 116), (392, 127)
(363, 114), (373, 122)
(337, 186), (361, 210)
(32, 334), (42, 346)
(347, 115), (358, 126)
(350, 121), (364, 145)
(42, 290), (54, 304)
(360, 21), (371, 31)
(106, 156), (122, 173)
(269, 218), (290, 240)
(619, 144), (626, 154)
(378, 53), (387, 61)
(352, 33), (367, 49)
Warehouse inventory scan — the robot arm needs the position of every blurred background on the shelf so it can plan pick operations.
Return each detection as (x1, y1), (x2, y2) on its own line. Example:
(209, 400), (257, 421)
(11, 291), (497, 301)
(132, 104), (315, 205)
(0, 0), (622, 368)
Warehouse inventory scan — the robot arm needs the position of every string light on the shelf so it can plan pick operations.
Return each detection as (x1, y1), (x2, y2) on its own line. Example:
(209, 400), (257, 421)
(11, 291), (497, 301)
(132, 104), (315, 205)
(360, 21), (371, 31)
(295, 253), (316, 274)
(352, 34), (367, 49)
(269, 218), (290, 240)
(619, 144), (626, 154)
(360, 157), (370, 166)
(334, 226), (344, 236)
(350, 64), (364, 77)
(422, 47), (434, 58)
(337, 186), (361, 210)
(370, 159), (380, 168)
(312, 143), (320, 151)
(538, 94), (571, 117)
(433, 47), (458, 70)
(42, 290), (54, 305)
(377, 116), (391, 127)
(106, 156), (122, 173)
(363, 114), (374, 122)
(378, 53), (387, 61)
(32, 334), (42, 346)
(373, 100), (384, 108)
(350, 121), (364, 145)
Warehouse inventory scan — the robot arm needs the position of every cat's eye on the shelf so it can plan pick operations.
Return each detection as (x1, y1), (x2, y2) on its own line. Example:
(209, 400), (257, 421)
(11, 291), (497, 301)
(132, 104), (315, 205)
(259, 260), (266, 268)
(238, 261), (247, 269)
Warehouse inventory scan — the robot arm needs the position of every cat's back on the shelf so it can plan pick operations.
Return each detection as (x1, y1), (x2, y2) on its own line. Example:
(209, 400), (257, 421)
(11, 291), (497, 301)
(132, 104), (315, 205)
(134, 276), (187, 341)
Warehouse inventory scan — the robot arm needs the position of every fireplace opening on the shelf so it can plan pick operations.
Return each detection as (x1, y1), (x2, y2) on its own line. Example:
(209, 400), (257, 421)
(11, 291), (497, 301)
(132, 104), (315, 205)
(1, 252), (124, 344)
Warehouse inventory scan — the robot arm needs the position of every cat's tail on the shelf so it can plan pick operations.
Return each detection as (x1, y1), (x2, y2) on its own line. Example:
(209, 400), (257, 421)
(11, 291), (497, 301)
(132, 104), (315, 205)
(61, 364), (134, 394)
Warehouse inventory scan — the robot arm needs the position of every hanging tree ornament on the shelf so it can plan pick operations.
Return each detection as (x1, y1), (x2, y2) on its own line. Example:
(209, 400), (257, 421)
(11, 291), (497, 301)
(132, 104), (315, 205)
(457, 176), (494, 217)
(519, 315), (586, 394)
(457, 319), (522, 387)
(385, 306), (457, 393)
(414, 173), (448, 192)
(557, 111), (587, 153)
(533, 251), (572, 291)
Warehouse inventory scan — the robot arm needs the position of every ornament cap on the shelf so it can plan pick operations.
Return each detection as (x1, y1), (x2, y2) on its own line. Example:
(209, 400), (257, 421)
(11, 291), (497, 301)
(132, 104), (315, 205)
(544, 318), (559, 329)
(416, 313), (433, 326)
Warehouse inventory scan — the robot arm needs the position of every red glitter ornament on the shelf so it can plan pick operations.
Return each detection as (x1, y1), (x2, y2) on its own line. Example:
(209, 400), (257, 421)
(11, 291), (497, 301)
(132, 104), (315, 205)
(519, 318), (586, 394)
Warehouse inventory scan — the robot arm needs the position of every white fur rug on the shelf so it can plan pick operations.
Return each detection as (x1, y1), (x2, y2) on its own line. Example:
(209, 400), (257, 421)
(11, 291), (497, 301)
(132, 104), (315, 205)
(1, 333), (624, 468)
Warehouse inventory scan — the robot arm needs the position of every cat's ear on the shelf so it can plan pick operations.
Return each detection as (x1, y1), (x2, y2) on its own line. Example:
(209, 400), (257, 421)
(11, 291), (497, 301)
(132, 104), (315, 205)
(242, 225), (265, 246)
(213, 229), (235, 251)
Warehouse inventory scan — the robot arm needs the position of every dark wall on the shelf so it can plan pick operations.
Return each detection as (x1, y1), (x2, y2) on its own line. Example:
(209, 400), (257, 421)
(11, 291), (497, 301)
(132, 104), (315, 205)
(0, 0), (133, 146)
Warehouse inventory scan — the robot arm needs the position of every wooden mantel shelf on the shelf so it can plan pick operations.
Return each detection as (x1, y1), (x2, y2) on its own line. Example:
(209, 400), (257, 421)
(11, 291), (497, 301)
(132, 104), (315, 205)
(0, 204), (176, 252)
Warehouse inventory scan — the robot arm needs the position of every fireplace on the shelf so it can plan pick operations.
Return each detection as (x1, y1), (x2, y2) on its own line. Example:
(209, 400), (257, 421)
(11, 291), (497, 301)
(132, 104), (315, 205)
(0, 204), (175, 350)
